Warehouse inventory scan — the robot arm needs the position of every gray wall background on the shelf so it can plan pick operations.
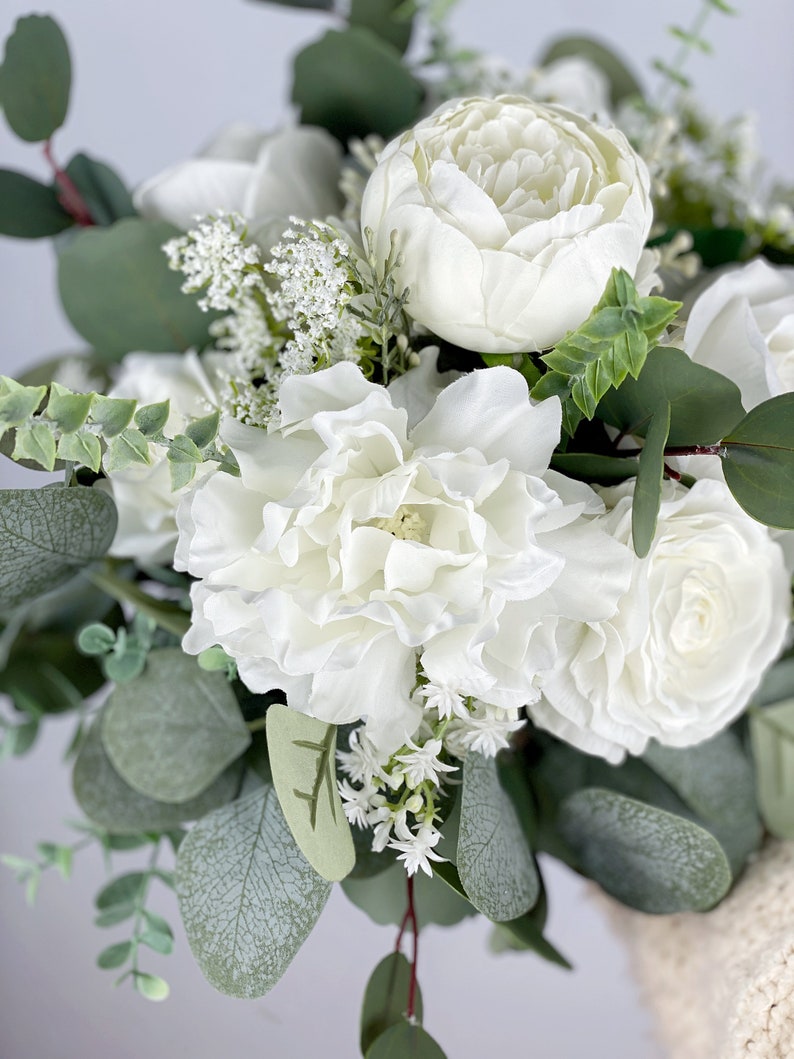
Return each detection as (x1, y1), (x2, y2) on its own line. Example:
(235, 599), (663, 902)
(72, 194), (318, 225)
(1, 2), (792, 1056)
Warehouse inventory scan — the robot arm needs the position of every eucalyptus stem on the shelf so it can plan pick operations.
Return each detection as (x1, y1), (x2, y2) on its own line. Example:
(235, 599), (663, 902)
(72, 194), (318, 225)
(394, 873), (420, 1019)
(43, 140), (94, 227)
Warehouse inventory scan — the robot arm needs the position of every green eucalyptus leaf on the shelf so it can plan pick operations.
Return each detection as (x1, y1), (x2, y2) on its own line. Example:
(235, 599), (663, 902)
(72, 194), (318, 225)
(558, 787), (732, 913)
(96, 940), (133, 970)
(140, 928), (174, 955)
(134, 401), (170, 437)
(104, 427), (150, 472)
(56, 431), (102, 472)
(361, 953), (424, 1056)
(292, 28), (423, 144)
(176, 784), (331, 998)
(57, 219), (214, 360)
(0, 169), (72, 238)
(73, 718), (243, 834)
(95, 872), (147, 910)
(539, 35), (643, 106)
(90, 395), (136, 437)
(549, 452), (639, 484)
(457, 752), (539, 922)
(598, 346), (745, 445)
(63, 153), (136, 227)
(0, 377), (47, 431)
(77, 622), (115, 655)
(0, 15), (71, 142)
(348, 0), (413, 55)
(342, 860), (475, 928)
(722, 393), (794, 529)
(0, 486), (117, 611)
(94, 903), (136, 928)
(46, 381), (94, 433)
(266, 704), (354, 882)
(366, 1022), (447, 1059)
(185, 410), (220, 450)
(632, 400), (670, 557)
(102, 648), (251, 803)
(12, 422), (56, 470)
(750, 699), (794, 839)
(133, 972), (170, 1002)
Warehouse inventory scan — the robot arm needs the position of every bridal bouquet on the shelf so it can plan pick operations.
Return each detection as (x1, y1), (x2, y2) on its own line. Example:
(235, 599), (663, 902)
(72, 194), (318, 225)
(2, 1), (793, 1054)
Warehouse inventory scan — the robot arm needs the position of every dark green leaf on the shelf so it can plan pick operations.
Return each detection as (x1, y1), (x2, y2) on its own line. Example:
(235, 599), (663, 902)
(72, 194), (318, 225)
(348, 0), (413, 55)
(102, 648), (251, 803)
(0, 15), (71, 142)
(0, 169), (72, 238)
(550, 452), (638, 484)
(292, 28), (423, 144)
(750, 700), (794, 839)
(176, 785), (331, 997)
(598, 345), (745, 446)
(632, 401), (670, 557)
(95, 871), (146, 910)
(539, 35), (643, 106)
(96, 940), (133, 969)
(558, 787), (732, 913)
(266, 704), (354, 882)
(73, 718), (242, 834)
(94, 903), (136, 928)
(366, 1022), (447, 1059)
(361, 953), (424, 1056)
(57, 219), (215, 360)
(0, 486), (117, 611)
(63, 153), (136, 227)
(722, 393), (794, 529)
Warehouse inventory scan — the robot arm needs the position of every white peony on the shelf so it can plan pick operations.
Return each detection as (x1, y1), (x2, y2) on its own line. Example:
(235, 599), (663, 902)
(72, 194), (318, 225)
(175, 363), (631, 752)
(684, 258), (794, 408)
(134, 122), (342, 250)
(99, 352), (219, 564)
(532, 478), (790, 763)
(360, 95), (653, 355)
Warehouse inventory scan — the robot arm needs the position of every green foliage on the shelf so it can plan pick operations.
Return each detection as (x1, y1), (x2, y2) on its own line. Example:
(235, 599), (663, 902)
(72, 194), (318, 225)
(342, 860), (475, 928)
(0, 486), (117, 612)
(1, 839), (74, 905)
(538, 35), (643, 106)
(360, 953), (424, 1056)
(292, 28), (423, 144)
(489, 885), (571, 969)
(456, 751), (539, 922)
(63, 154), (136, 227)
(78, 613), (155, 684)
(533, 269), (680, 433)
(632, 401), (670, 557)
(176, 784), (332, 997)
(750, 699), (794, 839)
(57, 219), (216, 360)
(0, 169), (72, 238)
(348, 0), (413, 55)
(0, 15), (71, 142)
(558, 787), (732, 913)
(102, 648), (251, 803)
(722, 393), (794, 529)
(73, 718), (243, 834)
(87, 569), (190, 639)
(266, 704), (354, 882)
(598, 345), (746, 445)
(365, 1022), (447, 1059)
(549, 452), (639, 485)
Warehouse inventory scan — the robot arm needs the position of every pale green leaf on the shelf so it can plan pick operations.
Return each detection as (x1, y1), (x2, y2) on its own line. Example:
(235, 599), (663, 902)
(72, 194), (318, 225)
(12, 422), (56, 470)
(176, 785), (331, 997)
(56, 431), (102, 472)
(185, 410), (220, 450)
(97, 940), (133, 970)
(750, 699), (794, 839)
(134, 401), (170, 437)
(133, 972), (170, 1002)
(46, 382), (94, 433)
(90, 395), (136, 437)
(104, 427), (150, 472)
(266, 703), (354, 882)
(456, 752), (539, 922)
(0, 377), (47, 430)
(140, 929), (174, 955)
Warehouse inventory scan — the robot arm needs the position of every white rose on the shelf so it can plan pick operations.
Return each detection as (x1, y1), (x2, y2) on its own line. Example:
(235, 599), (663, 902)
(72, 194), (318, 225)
(99, 352), (219, 564)
(360, 95), (653, 355)
(175, 363), (631, 752)
(684, 258), (794, 408)
(532, 478), (790, 763)
(134, 122), (342, 250)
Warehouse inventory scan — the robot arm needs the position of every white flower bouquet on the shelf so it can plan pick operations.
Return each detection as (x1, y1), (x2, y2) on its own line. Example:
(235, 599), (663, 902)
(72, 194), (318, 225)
(1, 1), (793, 1055)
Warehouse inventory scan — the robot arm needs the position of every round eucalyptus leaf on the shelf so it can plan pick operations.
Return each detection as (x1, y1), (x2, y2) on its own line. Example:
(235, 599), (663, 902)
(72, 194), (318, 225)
(722, 393), (794, 529)
(0, 15), (71, 142)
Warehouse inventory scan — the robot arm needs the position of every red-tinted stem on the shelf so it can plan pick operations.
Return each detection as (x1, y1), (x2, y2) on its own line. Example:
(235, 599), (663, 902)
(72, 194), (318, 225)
(43, 140), (94, 227)
(393, 873), (420, 1019)
(619, 443), (724, 459)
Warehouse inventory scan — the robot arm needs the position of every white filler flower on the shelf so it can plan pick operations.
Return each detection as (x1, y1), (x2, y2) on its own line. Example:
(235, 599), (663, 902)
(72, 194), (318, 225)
(360, 95), (652, 355)
(176, 363), (630, 752)
(532, 478), (790, 763)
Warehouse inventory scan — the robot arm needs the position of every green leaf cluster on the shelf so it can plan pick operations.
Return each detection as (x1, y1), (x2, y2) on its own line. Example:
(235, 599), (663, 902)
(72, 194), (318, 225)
(78, 613), (157, 684)
(532, 268), (680, 435)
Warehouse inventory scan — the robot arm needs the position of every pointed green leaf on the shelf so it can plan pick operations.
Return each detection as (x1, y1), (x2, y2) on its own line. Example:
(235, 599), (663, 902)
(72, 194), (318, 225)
(102, 648), (251, 803)
(12, 422), (56, 470)
(46, 382), (94, 433)
(56, 431), (102, 472)
(266, 703), (354, 882)
(750, 699), (794, 839)
(94, 903), (136, 928)
(366, 1022), (447, 1059)
(632, 400), (670, 557)
(134, 401), (170, 437)
(361, 953), (424, 1055)
(167, 434), (202, 463)
(176, 785), (331, 997)
(0, 15), (71, 142)
(558, 787), (732, 913)
(185, 410), (220, 450)
(722, 393), (794, 529)
(95, 872), (147, 910)
(140, 929), (174, 955)
(73, 717), (242, 834)
(0, 168), (72, 238)
(457, 752), (539, 922)
(90, 395), (136, 437)
(104, 427), (150, 472)
(0, 486), (117, 610)
(0, 377), (47, 430)
(97, 941), (133, 969)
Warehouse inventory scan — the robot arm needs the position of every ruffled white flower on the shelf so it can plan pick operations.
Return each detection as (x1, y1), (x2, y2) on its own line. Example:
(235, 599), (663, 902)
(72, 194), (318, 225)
(176, 362), (631, 752)
(684, 259), (794, 407)
(532, 478), (791, 763)
(360, 95), (653, 354)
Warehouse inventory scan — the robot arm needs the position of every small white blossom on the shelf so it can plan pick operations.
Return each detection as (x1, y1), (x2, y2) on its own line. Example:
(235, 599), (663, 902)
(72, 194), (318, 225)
(445, 702), (523, 759)
(337, 728), (391, 787)
(394, 738), (457, 789)
(338, 778), (375, 829)
(164, 213), (264, 313)
(389, 823), (446, 877)
(419, 681), (468, 721)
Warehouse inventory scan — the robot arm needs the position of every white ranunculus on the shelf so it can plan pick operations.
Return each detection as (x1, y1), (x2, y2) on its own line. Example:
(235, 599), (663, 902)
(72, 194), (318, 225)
(134, 122), (343, 250)
(175, 363), (631, 752)
(684, 258), (794, 408)
(99, 352), (219, 564)
(532, 478), (790, 764)
(360, 95), (653, 355)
